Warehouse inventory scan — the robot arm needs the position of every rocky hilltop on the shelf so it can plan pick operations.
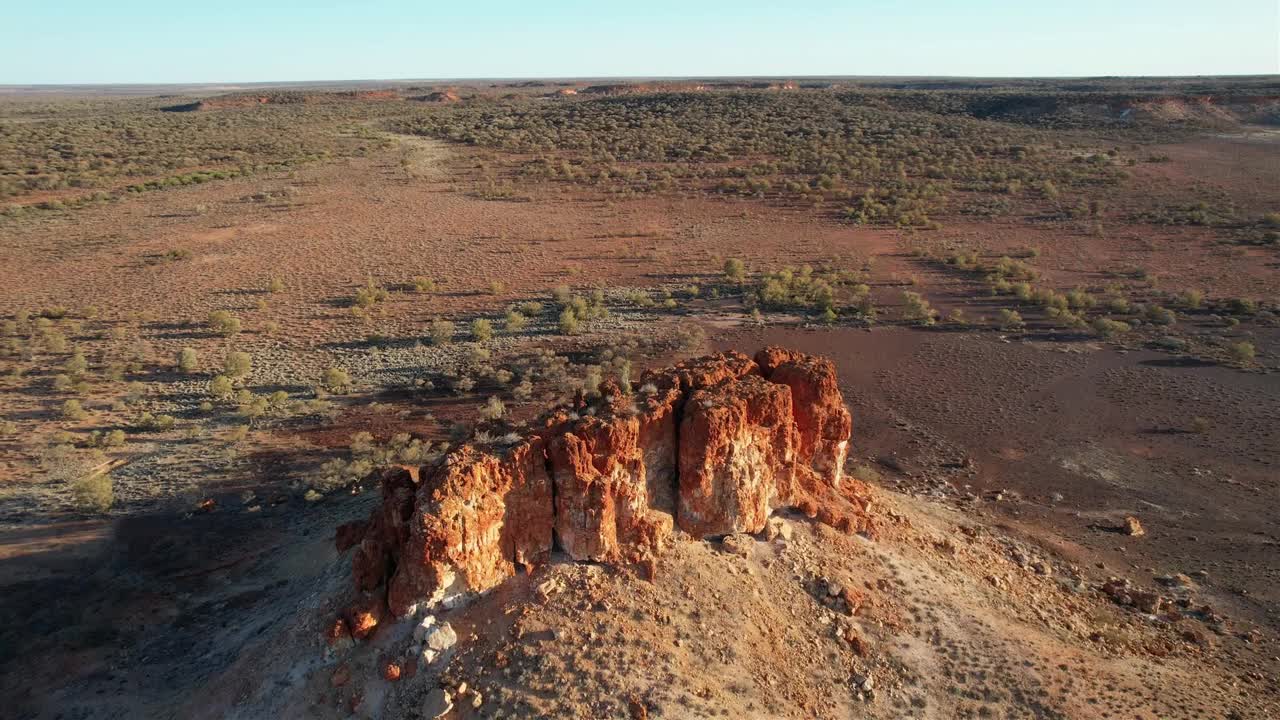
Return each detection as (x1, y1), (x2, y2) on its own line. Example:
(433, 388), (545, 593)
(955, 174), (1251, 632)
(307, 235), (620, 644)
(332, 347), (873, 637)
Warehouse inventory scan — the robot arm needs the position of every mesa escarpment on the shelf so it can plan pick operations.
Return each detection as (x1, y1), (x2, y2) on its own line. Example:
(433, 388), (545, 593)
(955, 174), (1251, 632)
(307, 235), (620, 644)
(333, 347), (871, 630)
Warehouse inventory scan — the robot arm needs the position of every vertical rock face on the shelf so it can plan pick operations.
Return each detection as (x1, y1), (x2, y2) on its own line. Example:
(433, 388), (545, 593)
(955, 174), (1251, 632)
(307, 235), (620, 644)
(755, 347), (852, 489)
(677, 374), (795, 537)
(337, 347), (870, 625)
(386, 441), (554, 616)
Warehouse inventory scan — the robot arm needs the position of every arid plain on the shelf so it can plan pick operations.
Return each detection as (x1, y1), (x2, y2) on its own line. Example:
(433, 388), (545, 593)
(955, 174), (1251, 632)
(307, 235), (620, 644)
(0, 78), (1277, 719)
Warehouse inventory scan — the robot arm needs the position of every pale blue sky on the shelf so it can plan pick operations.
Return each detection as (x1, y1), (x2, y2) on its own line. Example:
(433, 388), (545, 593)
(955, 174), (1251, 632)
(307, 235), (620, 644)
(3, 1), (1277, 84)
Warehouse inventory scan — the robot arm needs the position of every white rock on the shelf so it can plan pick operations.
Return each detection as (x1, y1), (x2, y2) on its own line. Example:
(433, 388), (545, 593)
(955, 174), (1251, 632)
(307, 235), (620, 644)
(412, 615), (437, 645)
(426, 622), (458, 652)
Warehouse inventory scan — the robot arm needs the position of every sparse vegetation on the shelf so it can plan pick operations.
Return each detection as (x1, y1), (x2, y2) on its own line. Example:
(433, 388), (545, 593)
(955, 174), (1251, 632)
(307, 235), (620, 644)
(430, 318), (456, 345)
(208, 310), (241, 337)
(223, 351), (252, 378)
(177, 347), (199, 373)
(471, 318), (494, 342)
(320, 366), (352, 394)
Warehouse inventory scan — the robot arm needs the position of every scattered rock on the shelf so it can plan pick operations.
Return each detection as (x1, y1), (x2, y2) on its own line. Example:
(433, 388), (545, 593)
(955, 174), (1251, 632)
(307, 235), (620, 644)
(420, 622), (458, 666)
(412, 615), (437, 644)
(721, 533), (754, 558)
(422, 687), (453, 718)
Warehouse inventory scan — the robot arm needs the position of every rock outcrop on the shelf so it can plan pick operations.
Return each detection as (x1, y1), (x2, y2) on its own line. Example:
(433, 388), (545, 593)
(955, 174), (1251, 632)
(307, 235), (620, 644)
(335, 347), (873, 626)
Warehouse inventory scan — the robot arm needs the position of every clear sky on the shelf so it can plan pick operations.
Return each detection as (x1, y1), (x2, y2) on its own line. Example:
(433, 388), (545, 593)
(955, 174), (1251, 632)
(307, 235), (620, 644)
(3, 1), (1277, 84)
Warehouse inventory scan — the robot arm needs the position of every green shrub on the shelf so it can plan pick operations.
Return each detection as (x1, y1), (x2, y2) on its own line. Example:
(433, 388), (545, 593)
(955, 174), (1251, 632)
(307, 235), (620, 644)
(134, 412), (176, 431)
(208, 311), (241, 336)
(519, 301), (545, 317)
(268, 277), (286, 293)
(479, 396), (506, 420)
(558, 307), (581, 334)
(1091, 317), (1131, 338)
(1225, 298), (1257, 316)
(1145, 305), (1176, 326)
(723, 258), (746, 282)
(1228, 341), (1256, 365)
(320, 367), (352, 394)
(1179, 289), (1204, 309)
(64, 352), (88, 377)
(998, 309), (1025, 331)
(901, 291), (937, 326)
(224, 351), (252, 377)
(354, 279), (389, 308)
(210, 374), (235, 400)
(412, 276), (436, 294)
(71, 471), (113, 513)
(430, 318), (456, 345)
(177, 348), (198, 373)
(60, 399), (87, 421)
(504, 310), (528, 333)
(471, 318), (494, 342)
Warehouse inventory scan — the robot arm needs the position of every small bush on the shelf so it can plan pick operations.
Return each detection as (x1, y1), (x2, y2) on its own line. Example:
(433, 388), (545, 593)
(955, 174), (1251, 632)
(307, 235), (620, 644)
(64, 352), (88, 377)
(723, 258), (746, 282)
(519, 301), (545, 317)
(999, 309), (1025, 331)
(412, 277), (436, 294)
(471, 318), (494, 342)
(268, 277), (286, 293)
(210, 374), (235, 400)
(901, 291), (937, 326)
(320, 367), (352, 394)
(71, 471), (113, 513)
(1145, 305), (1176, 326)
(479, 396), (506, 420)
(177, 348), (198, 373)
(1091, 317), (1130, 338)
(61, 399), (88, 420)
(353, 279), (389, 308)
(1179, 289), (1204, 309)
(208, 311), (241, 336)
(430, 319), (455, 345)
(504, 310), (528, 334)
(1225, 298), (1257, 316)
(558, 307), (581, 335)
(224, 351), (252, 377)
(1228, 341), (1256, 365)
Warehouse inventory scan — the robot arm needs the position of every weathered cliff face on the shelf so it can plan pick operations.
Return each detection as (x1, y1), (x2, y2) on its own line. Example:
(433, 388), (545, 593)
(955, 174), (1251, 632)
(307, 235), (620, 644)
(677, 374), (795, 537)
(334, 347), (872, 631)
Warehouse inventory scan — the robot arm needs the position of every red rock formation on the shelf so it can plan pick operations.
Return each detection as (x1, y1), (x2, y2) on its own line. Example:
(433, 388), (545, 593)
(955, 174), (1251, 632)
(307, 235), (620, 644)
(755, 347), (852, 488)
(337, 348), (871, 625)
(677, 374), (794, 537)
(386, 441), (553, 615)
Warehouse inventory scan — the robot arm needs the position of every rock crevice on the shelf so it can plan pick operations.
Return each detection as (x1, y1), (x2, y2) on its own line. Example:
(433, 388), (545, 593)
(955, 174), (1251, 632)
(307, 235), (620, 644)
(336, 347), (873, 621)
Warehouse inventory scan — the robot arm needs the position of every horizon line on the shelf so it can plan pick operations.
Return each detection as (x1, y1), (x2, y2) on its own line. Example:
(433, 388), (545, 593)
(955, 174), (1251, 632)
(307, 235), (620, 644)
(4, 72), (1279, 90)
